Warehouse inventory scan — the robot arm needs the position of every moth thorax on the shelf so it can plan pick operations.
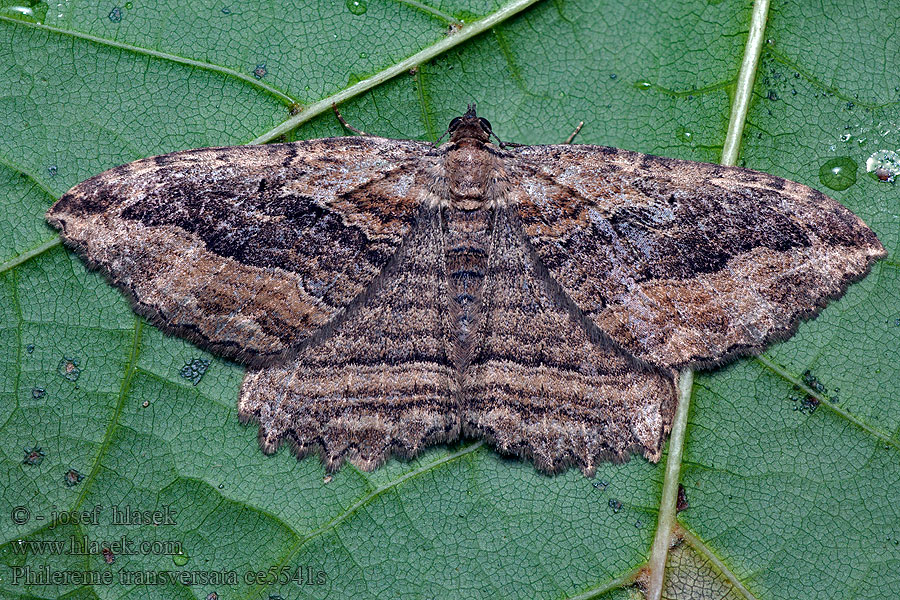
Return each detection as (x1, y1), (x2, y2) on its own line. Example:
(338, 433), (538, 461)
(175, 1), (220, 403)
(452, 197), (489, 211)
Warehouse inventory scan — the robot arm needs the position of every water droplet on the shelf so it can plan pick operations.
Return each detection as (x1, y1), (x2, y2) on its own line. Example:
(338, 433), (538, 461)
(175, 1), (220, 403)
(124, 1), (132, 7)
(142, 400), (149, 407)
(866, 149), (900, 182)
(633, 80), (653, 91)
(31, 387), (46, 399)
(22, 446), (45, 466)
(252, 63), (267, 79)
(64, 468), (84, 487)
(218, 483), (225, 489)
(173, 552), (189, 566)
(359, 51), (368, 59)
(108, 6), (122, 22)
(608, 498), (622, 513)
(57, 356), (82, 382)
(26, 344), (34, 354)
(609, 73), (617, 80)
(818, 156), (857, 191)
(180, 358), (210, 386)
(47, 164), (58, 177)
(766, 89), (778, 101)
(840, 133), (851, 142)
(676, 484), (689, 512)
(801, 369), (827, 394)
(0, 1), (47, 23)
(345, 0), (366, 15)
(221, 7), (230, 14)
(676, 127), (695, 147)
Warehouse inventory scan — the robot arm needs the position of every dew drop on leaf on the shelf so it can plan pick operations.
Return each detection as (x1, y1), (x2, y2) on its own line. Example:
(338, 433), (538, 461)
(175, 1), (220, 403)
(173, 551), (189, 566)
(633, 80), (652, 91)
(22, 446), (44, 466)
(676, 127), (694, 145)
(25, 344), (34, 354)
(31, 387), (45, 399)
(252, 63), (267, 79)
(608, 498), (622, 513)
(802, 369), (827, 394)
(676, 484), (689, 512)
(180, 358), (210, 385)
(0, 1), (47, 24)
(64, 468), (84, 487)
(57, 356), (81, 382)
(865, 149), (900, 182)
(108, 6), (122, 22)
(818, 156), (857, 191)
(346, 0), (367, 15)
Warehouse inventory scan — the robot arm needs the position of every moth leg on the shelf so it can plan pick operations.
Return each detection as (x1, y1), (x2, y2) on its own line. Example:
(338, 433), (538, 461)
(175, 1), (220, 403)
(496, 121), (585, 148)
(332, 103), (372, 137)
(563, 121), (584, 145)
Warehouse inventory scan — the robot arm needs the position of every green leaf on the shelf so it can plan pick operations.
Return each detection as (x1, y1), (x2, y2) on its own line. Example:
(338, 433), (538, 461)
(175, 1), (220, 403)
(1, 1), (897, 598)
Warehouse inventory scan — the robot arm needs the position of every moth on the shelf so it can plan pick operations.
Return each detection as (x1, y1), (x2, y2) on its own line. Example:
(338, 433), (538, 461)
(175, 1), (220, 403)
(46, 106), (885, 475)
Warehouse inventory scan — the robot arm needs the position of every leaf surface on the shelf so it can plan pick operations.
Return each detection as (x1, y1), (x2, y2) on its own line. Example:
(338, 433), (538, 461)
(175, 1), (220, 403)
(0, 1), (897, 598)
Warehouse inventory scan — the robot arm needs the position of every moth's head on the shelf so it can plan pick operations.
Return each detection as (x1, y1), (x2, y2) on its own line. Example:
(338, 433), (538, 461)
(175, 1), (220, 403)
(448, 104), (493, 143)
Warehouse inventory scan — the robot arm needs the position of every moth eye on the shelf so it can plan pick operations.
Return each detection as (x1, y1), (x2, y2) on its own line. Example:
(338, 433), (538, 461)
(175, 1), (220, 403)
(448, 117), (462, 131)
(478, 118), (492, 133)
